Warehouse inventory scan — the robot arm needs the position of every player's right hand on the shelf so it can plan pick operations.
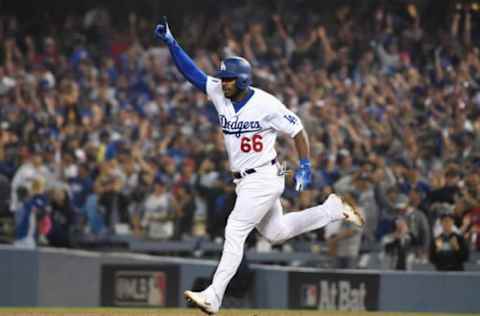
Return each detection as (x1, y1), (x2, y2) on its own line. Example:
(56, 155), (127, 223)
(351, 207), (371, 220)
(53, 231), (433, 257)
(154, 16), (175, 45)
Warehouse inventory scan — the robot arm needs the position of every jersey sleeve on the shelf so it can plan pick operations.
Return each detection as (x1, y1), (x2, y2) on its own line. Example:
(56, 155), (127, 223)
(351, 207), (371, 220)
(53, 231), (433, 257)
(205, 76), (225, 112)
(266, 101), (304, 137)
(167, 40), (207, 93)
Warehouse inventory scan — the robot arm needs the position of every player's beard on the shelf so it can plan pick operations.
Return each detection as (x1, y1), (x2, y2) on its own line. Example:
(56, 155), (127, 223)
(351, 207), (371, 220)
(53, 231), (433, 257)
(225, 87), (247, 101)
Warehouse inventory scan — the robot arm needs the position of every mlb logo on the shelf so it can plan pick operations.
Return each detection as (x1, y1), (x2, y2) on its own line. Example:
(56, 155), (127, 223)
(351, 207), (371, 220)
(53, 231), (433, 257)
(148, 272), (166, 306)
(301, 284), (318, 307)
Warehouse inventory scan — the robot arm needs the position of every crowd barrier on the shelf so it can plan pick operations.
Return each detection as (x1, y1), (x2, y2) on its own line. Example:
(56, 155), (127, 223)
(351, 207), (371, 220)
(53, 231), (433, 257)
(0, 245), (478, 313)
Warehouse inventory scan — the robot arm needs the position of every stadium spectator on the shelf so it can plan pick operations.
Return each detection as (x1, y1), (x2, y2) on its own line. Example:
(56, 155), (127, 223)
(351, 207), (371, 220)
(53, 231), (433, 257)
(458, 172), (480, 250)
(141, 178), (174, 239)
(196, 157), (223, 239)
(129, 163), (156, 225)
(172, 182), (196, 240)
(325, 194), (364, 269)
(94, 159), (130, 231)
(381, 217), (416, 270)
(14, 177), (48, 248)
(426, 166), (462, 207)
(10, 150), (47, 213)
(211, 180), (236, 241)
(348, 170), (379, 245)
(0, 1), (478, 269)
(463, 206), (480, 251)
(430, 213), (469, 271)
(394, 194), (431, 261)
(47, 188), (74, 247)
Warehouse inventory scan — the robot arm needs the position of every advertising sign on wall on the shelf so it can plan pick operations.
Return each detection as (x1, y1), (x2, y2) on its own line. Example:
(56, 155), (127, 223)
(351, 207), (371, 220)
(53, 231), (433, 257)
(101, 265), (179, 307)
(289, 271), (379, 311)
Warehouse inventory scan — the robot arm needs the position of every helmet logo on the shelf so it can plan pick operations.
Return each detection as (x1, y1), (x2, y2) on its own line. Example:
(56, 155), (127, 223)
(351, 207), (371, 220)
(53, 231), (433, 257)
(220, 62), (226, 71)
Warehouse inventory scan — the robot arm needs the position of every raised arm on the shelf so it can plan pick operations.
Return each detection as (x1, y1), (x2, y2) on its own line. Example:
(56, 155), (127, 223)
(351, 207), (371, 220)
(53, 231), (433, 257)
(154, 17), (207, 93)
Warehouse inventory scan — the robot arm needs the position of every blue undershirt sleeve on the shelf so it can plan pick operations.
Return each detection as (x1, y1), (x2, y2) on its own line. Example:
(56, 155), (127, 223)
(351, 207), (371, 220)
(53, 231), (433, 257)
(167, 40), (207, 94)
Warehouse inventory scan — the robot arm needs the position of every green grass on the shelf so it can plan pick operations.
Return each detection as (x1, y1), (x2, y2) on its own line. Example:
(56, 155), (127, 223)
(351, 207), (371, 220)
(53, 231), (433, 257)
(0, 308), (477, 316)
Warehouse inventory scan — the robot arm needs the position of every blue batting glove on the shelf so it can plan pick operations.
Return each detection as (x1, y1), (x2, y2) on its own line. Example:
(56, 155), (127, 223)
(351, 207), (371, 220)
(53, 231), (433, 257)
(294, 159), (312, 192)
(154, 16), (175, 45)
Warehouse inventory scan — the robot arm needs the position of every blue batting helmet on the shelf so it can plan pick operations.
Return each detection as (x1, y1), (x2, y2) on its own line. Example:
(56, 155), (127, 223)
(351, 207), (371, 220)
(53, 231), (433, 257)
(215, 56), (252, 90)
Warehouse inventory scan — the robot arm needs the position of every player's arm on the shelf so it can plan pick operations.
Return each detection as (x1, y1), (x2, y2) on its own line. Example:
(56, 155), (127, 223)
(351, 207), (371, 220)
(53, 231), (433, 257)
(293, 129), (310, 162)
(268, 106), (312, 191)
(154, 17), (207, 94)
(293, 128), (312, 191)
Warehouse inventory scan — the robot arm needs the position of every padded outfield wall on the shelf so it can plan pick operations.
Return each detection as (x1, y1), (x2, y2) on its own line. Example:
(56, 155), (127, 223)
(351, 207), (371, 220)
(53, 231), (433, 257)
(0, 245), (479, 313)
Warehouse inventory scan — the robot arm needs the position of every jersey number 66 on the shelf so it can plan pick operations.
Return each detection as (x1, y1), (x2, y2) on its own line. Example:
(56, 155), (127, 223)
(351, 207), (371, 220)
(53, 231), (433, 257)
(240, 134), (263, 153)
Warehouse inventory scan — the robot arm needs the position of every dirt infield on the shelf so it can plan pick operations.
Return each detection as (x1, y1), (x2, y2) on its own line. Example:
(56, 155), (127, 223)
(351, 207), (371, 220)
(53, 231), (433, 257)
(0, 308), (477, 316)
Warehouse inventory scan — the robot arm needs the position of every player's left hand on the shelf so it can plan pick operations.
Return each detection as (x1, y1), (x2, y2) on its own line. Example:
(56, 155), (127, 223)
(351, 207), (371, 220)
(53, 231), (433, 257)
(154, 16), (175, 45)
(294, 159), (312, 192)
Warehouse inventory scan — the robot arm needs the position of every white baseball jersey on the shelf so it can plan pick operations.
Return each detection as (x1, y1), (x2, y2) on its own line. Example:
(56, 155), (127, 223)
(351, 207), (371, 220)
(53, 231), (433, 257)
(206, 76), (303, 172)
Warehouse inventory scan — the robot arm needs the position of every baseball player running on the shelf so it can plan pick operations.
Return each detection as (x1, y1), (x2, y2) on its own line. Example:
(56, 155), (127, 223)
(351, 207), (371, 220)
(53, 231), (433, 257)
(154, 18), (364, 315)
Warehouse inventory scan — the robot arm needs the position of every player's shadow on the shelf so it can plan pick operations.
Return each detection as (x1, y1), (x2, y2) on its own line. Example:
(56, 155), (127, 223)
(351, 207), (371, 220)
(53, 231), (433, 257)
(190, 255), (255, 309)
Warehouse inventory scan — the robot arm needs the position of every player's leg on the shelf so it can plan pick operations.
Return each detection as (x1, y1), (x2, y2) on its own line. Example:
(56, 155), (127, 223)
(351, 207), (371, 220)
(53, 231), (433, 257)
(257, 193), (363, 244)
(185, 216), (256, 314)
(185, 173), (282, 314)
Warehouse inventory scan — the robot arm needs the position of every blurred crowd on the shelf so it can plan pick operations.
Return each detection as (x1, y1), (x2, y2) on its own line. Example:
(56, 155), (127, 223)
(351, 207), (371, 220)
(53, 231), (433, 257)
(0, 1), (479, 270)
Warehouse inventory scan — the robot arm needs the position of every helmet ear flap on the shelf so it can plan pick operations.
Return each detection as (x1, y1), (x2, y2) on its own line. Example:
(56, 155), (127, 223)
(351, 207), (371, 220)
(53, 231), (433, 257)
(236, 73), (251, 91)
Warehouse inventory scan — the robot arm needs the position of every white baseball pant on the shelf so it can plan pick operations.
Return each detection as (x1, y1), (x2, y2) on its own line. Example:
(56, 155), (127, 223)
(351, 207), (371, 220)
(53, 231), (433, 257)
(202, 163), (345, 309)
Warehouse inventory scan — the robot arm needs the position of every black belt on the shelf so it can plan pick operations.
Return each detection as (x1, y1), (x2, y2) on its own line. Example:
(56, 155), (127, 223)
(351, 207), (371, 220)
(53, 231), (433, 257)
(233, 159), (276, 179)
